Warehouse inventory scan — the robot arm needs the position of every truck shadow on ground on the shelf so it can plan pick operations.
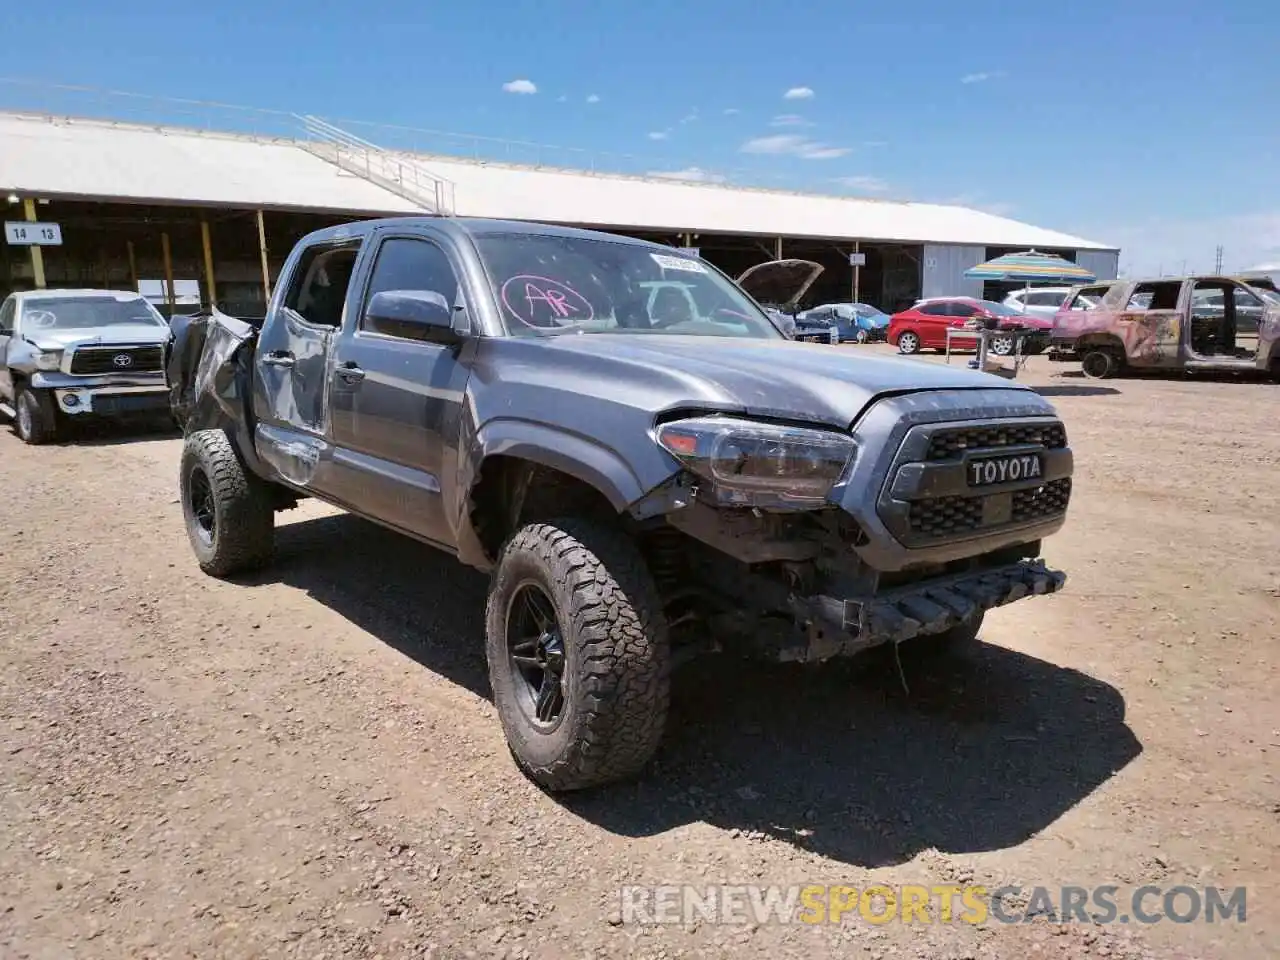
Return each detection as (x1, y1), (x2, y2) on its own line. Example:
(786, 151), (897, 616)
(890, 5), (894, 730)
(1033, 384), (1122, 397)
(261, 511), (1142, 869)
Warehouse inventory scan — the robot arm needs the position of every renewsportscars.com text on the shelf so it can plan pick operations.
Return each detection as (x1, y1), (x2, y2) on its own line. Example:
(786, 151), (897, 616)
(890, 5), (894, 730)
(618, 884), (1247, 926)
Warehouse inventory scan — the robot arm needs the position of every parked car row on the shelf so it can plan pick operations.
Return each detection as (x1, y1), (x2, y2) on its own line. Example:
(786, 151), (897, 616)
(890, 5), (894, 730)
(887, 296), (1054, 357)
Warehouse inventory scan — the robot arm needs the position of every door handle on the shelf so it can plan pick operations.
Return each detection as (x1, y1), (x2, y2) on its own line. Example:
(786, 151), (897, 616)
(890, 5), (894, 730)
(337, 362), (365, 384)
(262, 352), (295, 368)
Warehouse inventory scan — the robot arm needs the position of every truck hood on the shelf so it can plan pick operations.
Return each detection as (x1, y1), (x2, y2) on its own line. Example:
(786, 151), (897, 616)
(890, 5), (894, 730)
(23, 324), (170, 351)
(523, 333), (1032, 427)
(736, 260), (824, 310)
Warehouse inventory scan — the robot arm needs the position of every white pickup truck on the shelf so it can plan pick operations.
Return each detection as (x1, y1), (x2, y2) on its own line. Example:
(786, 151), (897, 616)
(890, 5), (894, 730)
(0, 288), (173, 443)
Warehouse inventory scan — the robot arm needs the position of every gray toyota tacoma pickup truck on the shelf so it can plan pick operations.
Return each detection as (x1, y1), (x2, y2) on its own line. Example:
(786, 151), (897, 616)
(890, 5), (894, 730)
(165, 217), (1073, 792)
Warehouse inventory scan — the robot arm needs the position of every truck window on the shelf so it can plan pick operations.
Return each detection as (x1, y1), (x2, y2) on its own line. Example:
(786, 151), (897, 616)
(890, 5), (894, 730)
(1126, 281), (1180, 311)
(284, 242), (361, 328)
(360, 237), (461, 341)
(0, 297), (14, 334)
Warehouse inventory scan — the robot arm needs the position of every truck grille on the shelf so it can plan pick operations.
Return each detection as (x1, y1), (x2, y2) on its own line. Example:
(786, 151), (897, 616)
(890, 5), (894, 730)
(907, 477), (1073, 540)
(926, 421), (1067, 461)
(908, 494), (984, 537)
(69, 345), (164, 376)
(1012, 477), (1072, 522)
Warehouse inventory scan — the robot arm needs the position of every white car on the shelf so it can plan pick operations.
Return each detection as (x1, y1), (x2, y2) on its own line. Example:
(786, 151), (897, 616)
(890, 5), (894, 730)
(1002, 286), (1076, 319)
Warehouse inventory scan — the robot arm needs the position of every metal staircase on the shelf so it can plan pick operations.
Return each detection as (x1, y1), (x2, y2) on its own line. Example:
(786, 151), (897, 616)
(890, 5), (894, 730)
(297, 114), (456, 216)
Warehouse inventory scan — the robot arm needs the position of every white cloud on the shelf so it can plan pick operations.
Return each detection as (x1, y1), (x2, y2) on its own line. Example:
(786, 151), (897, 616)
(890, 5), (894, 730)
(680, 109), (699, 124)
(723, 107), (741, 115)
(648, 130), (670, 141)
(862, 140), (889, 148)
(783, 86), (815, 100)
(960, 70), (1005, 84)
(586, 94), (600, 103)
(648, 167), (727, 184)
(741, 134), (850, 159)
(502, 78), (537, 94)
(770, 114), (813, 128)
(835, 176), (890, 194)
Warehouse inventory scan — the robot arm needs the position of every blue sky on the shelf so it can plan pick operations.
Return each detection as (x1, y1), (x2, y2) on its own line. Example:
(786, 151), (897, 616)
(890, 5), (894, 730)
(5, 0), (1279, 275)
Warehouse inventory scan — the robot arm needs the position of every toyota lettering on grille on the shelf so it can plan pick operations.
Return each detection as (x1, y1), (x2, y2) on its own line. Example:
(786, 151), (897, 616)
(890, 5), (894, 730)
(113, 353), (133, 368)
(967, 453), (1044, 487)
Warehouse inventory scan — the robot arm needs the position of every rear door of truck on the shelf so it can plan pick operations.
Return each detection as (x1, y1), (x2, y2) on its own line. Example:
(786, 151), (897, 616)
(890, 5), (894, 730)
(324, 224), (474, 548)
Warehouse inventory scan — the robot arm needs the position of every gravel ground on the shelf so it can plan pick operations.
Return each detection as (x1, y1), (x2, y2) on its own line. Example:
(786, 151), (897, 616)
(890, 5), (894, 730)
(1, 349), (1277, 959)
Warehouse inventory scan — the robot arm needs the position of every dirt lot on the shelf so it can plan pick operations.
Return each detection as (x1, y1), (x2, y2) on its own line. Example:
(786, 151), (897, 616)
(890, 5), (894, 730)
(1, 348), (1277, 960)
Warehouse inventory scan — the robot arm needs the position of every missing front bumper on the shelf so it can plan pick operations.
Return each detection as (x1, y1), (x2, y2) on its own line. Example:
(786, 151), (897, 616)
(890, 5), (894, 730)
(767, 558), (1067, 663)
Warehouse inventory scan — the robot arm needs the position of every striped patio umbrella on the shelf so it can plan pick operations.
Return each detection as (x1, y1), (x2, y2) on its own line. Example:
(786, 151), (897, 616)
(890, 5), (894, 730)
(963, 249), (1097, 284)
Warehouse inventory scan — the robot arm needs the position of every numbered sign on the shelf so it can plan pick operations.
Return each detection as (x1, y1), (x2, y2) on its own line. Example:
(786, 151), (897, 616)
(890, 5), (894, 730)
(4, 221), (63, 246)
(848, 252), (866, 267)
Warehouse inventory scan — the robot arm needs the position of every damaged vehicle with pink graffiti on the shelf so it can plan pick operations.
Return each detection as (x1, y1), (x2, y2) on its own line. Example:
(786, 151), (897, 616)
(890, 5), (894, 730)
(165, 217), (1076, 792)
(1047, 274), (1280, 380)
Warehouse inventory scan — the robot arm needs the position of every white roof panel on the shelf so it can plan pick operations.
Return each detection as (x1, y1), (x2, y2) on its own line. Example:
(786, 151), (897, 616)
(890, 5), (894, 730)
(0, 111), (1116, 250)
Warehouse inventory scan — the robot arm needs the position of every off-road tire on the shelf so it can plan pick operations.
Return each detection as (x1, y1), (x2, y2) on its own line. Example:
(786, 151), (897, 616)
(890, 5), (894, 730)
(180, 428), (275, 578)
(907, 611), (985, 660)
(485, 518), (671, 792)
(14, 386), (58, 444)
(1080, 347), (1122, 380)
(897, 331), (921, 354)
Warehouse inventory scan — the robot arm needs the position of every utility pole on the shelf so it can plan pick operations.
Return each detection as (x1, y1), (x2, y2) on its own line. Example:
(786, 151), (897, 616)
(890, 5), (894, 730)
(1214, 245), (1224, 273)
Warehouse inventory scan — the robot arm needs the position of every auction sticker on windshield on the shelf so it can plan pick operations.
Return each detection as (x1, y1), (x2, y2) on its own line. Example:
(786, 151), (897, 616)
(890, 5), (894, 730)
(651, 253), (706, 273)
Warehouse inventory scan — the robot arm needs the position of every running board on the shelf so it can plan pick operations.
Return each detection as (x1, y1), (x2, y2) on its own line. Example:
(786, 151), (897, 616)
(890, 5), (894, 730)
(1184, 359), (1257, 371)
(0, 401), (14, 420)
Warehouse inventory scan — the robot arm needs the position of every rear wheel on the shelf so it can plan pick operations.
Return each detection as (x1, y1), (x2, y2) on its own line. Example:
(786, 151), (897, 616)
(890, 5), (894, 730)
(989, 335), (1015, 356)
(485, 518), (670, 792)
(897, 331), (921, 354)
(14, 387), (57, 444)
(180, 429), (275, 577)
(1080, 347), (1122, 380)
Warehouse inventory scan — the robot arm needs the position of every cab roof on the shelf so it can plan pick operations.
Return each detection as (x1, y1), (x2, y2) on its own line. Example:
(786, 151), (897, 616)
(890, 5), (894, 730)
(298, 216), (674, 251)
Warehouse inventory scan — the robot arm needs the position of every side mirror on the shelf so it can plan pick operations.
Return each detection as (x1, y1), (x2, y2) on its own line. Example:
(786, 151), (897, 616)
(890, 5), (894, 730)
(364, 289), (457, 341)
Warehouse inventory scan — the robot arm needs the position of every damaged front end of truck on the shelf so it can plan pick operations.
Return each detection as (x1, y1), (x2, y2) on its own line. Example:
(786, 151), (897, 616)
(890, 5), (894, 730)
(624, 387), (1072, 665)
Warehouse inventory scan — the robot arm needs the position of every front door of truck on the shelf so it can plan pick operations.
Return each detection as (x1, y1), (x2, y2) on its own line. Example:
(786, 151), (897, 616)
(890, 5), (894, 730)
(250, 239), (363, 491)
(327, 230), (472, 548)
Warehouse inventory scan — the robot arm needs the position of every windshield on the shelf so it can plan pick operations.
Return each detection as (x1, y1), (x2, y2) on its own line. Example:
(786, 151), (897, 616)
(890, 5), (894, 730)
(853, 303), (884, 318)
(1245, 285), (1280, 307)
(21, 296), (167, 331)
(475, 233), (784, 339)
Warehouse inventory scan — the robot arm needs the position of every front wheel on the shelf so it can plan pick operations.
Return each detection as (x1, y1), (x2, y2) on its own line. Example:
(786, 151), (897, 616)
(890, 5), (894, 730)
(855, 328), (870, 344)
(896, 331), (921, 354)
(1080, 347), (1122, 380)
(906, 611), (985, 661)
(14, 387), (58, 444)
(485, 518), (670, 792)
(180, 429), (275, 577)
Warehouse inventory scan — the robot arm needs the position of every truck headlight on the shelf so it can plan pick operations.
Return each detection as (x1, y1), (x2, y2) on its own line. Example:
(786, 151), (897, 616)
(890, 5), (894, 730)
(34, 350), (63, 371)
(656, 416), (856, 508)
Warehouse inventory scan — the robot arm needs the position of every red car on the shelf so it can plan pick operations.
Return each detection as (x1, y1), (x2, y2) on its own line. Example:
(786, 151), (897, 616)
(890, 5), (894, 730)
(888, 297), (1052, 356)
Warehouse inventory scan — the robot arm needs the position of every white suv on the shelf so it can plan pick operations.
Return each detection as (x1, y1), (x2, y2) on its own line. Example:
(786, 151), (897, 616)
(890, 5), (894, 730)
(1002, 286), (1075, 319)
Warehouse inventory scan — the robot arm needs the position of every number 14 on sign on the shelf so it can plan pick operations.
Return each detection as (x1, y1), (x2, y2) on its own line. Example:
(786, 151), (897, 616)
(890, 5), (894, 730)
(4, 221), (63, 246)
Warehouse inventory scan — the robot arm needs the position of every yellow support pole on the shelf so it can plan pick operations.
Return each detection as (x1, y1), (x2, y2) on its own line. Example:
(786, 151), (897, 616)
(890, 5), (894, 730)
(161, 232), (175, 314)
(126, 240), (138, 291)
(256, 209), (272, 304)
(22, 199), (45, 289)
(200, 220), (217, 308)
